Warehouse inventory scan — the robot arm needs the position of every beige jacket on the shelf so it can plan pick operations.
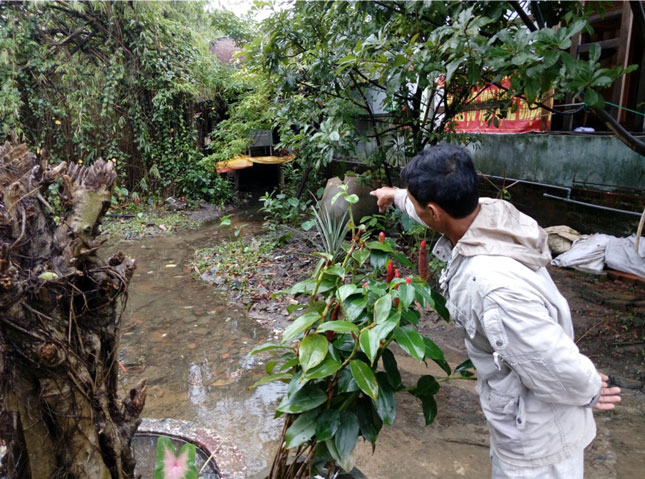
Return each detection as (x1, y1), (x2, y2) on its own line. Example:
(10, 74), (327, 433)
(395, 191), (601, 466)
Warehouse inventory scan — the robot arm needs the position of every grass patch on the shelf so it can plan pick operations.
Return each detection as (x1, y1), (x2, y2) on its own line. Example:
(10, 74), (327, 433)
(101, 210), (199, 239)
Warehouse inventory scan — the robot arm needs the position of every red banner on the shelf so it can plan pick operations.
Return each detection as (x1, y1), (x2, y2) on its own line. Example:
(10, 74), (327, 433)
(451, 81), (551, 133)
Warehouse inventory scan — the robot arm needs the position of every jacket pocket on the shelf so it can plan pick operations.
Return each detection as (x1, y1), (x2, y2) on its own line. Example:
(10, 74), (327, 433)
(481, 388), (526, 454)
(507, 352), (567, 394)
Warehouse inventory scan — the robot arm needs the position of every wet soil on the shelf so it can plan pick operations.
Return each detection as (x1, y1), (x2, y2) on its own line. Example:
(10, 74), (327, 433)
(111, 212), (645, 479)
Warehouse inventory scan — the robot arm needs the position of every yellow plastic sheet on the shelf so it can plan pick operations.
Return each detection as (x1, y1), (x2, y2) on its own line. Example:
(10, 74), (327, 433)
(216, 154), (295, 173)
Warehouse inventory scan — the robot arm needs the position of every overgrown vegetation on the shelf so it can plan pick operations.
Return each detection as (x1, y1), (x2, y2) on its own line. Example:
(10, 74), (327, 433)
(250, 191), (474, 478)
(0, 1), (253, 202)
(192, 215), (290, 293)
(245, 0), (640, 186)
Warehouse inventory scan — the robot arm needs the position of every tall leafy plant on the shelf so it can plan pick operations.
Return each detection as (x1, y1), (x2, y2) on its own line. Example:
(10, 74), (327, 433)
(251, 189), (470, 478)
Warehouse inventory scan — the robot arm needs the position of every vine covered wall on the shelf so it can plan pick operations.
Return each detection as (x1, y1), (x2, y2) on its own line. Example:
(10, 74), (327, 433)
(0, 0), (241, 200)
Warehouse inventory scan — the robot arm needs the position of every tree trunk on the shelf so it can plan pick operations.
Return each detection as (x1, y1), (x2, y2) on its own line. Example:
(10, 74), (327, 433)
(0, 141), (146, 478)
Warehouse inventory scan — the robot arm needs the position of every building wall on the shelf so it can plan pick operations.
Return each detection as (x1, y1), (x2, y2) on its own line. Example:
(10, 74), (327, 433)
(465, 133), (645, 190)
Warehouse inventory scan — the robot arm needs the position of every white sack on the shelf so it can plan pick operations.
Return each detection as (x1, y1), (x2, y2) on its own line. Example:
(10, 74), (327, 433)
(550, 234), (613, 272)
(605, 235), (645, 277)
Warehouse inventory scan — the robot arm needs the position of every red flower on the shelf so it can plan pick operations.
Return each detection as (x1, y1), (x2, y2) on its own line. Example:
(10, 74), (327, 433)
(378, 232), (385, 242)
(405, 277), (412, 284)
(418, 240), (428, 282)
(386, 260), (394, 283)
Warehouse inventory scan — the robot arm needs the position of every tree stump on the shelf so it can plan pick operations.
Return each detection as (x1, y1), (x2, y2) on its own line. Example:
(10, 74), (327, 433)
(0, 141), (145, 478)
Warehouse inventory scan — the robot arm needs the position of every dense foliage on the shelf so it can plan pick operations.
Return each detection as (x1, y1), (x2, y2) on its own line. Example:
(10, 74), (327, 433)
(251, 192), (472, 478)
(246, 0), (638, 182)
(0, 1), (251, 202)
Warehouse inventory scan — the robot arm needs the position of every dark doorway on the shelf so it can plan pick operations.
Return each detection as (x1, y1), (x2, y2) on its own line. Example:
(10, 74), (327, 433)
(237, 163), (281, 194)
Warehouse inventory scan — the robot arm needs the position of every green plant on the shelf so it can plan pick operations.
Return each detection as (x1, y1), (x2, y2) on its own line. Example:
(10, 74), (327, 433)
(180, 166), (235, 205)
(260, 190), (311, 228)
(192, 217), (283, 292)
(302, 200), (349, 263)
(250, 188), (473, 478)
(155, 436), (198, 479)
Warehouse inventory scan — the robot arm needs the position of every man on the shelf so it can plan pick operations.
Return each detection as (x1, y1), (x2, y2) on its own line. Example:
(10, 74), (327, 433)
(370, 144), (620, 479)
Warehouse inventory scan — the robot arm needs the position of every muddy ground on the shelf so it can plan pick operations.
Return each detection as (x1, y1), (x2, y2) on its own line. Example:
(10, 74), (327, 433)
(113, 207), (645, 478)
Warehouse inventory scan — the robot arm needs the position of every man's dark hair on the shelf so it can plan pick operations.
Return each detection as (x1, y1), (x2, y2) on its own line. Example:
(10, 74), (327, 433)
(401, 144), (479, 219)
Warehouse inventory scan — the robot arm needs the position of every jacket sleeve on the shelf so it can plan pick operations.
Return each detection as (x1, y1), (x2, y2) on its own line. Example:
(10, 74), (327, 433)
(482, 288), (601, 407)
(393, 188), (427, 227)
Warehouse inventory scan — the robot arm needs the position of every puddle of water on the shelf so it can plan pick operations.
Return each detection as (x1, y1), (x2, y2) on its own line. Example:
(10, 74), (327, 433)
(106, 221), (285, 476)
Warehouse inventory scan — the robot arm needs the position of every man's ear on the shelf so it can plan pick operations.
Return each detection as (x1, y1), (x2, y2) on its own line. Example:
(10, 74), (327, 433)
(426, 202), (441, 220)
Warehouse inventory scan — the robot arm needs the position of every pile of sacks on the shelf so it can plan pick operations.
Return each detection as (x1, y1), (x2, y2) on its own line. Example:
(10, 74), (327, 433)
(546, 225), (645, 277)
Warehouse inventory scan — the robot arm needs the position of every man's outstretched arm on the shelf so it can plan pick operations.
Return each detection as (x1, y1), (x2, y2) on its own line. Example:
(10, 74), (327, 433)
(369, 187), (399, 213)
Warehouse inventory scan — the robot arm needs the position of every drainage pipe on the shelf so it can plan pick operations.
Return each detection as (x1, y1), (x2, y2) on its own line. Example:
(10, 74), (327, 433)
(480, 174), (572, 199)
(542, 193), (643, 217)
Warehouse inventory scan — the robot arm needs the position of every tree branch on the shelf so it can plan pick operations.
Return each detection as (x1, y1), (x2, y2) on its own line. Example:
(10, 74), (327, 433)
(509, 1), (537, 32)
(531, 1), (546, 29)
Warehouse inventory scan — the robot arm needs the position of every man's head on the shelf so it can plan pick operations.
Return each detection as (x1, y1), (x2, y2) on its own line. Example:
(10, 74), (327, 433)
(401, 144), (479, 220)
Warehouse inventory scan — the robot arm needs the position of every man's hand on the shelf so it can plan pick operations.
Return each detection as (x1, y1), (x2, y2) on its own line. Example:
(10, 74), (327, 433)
(595, 373), (621, 411)
(369, 187), (400, 213)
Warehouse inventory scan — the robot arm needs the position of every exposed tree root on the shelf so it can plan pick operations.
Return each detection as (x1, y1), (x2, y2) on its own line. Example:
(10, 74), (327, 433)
(0, 141), (145, 478)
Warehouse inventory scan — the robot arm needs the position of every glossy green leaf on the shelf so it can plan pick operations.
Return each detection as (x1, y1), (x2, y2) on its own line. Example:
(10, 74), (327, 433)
(415, 375), (440, 398)
(375, 315), (398, 339)
(431, 289), (450, 322)
(412, 283), (434, 309)
(315, 409), (340, 441)
(349, 360), (378, 401)
(277, 385), (327, 414)
(394, 326), (425, 362)
(251, 372), (292, 388)
(337, 284), (360, 302)
(304, 357), (342, 380)
(401, 308), (420, 325)
(266, 360), (278, 375)
(282, 312), (321, 343)
(356, 397), (382, 447)
(249, 343), (292, 355)
(287, 370), (306, 396)
(343, 295), (367, 322)
(397, 283), (415, 310)
(422, 336), (444, 361)
(423, 337), (451, 375)
(285, 410), (317, 449)
(365, 240), (394, 252)
(317, 321), (359, 335)
(381, 348), (402, 390)
(299, 334), (328, 372)
(359, 328), (379, 365)
(420, 394), (438, 425)
(369, 250), (388, 270)
(334, 411), (360, 462)
(325, 265), (346, 279)
(374, 372), (396, 425)
(337, 367), (358, 393)
(456, 358), (476, 378)
(374, 293), (392, 323)
(279, 358), (299, 371)
(352, 249), (370, 265)
(345, 194), (359, 204)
